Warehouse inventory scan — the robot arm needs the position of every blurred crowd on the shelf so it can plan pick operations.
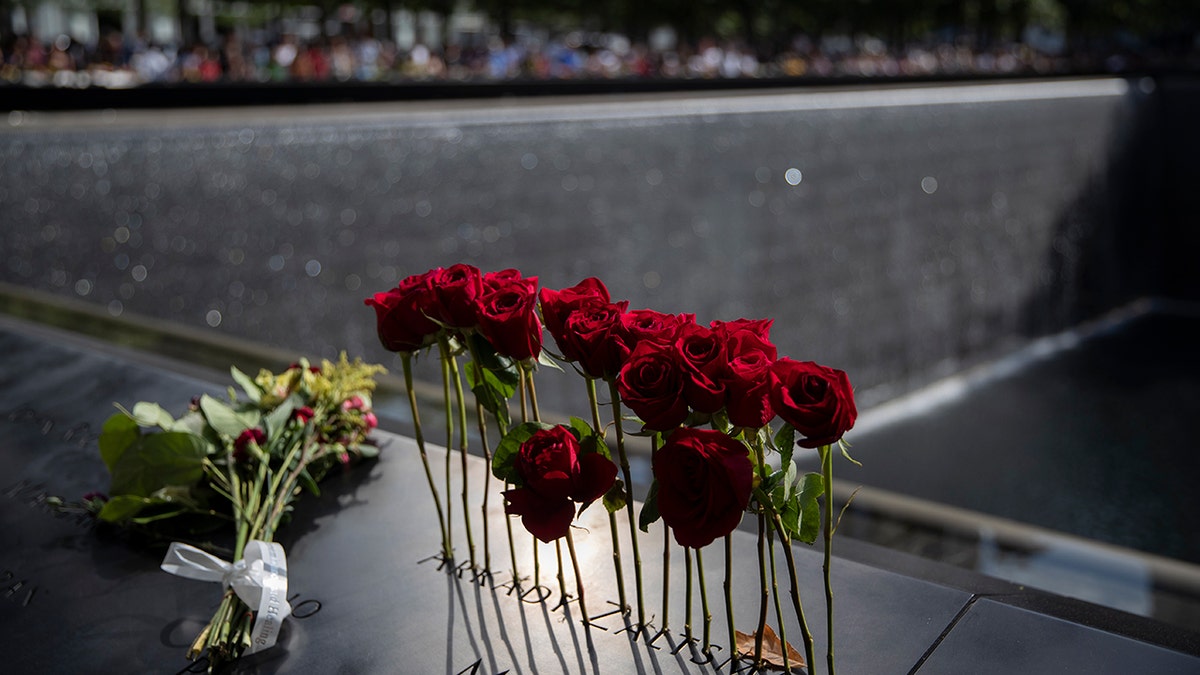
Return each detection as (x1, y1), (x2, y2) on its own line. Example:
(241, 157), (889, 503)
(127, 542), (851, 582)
(1, 27), (1195, 89)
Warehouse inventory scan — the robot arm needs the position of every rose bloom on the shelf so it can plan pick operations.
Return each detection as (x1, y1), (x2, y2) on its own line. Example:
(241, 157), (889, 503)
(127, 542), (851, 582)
(431, 263), (484, 329)
(482, 268), (525, 290)
(711, 317), (775, 347)
(504, 425), (618, 542)
(478, 275), (543, 361)
(617, 340), (689, 432)
(675, 322), (726, 414)
(609, 309), (693, 366)
(558, 299), (629, 378)
(770, 358), (857, 448)
(722, 330), (777, 429)
(653, 427), (753, 548)
(363, 269), (442, 353)
(539, 277), (612, 347)
(233, 428), (267, 463)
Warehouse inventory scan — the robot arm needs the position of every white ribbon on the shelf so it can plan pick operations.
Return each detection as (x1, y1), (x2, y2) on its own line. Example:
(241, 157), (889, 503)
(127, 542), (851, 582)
(161, 540), (292, 655)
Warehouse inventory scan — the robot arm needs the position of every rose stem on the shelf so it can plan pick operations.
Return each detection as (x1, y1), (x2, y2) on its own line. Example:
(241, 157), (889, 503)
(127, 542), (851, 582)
(465, 341), (496, 576)
(608, 379), (646, 629)
(724, 535), (737, 667)
(754, 440), (769, 666)
(447, 349), (477, 569)
(518, 361), (529, 423)
(524, 363), (541, 422)
(439, 338), (455, 562)
(769, 508), (816, 672)
(654, 433), (670, 633)
(697, 546), (712, 653)
(754, 512), (769, 667)
(518, 365), (538, 590)
(587, 377), (628, 613)
(566, 529), (591, 629)
(662, 524), (671, 632)
(402, 354), (452, 559)
(684, 546), (694, 642)
(768, 517), (790, 674)
(555, 539), (569, 605)
(821, 444), (836, 675)
(476, 396), (492, 575)
(505, 479), (521, 588)
(534, 536), (541, 591)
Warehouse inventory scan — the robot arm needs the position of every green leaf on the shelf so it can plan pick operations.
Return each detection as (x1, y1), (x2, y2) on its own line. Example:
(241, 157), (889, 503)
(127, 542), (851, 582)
(109, 432), (209, 498)
(128, 508), (189, 525)
(262, 394), (300, 442)
(795, 472), (825, 545)
(98, 412), (140, 473)
(768, 460), (798, 510)
(170, 410), (209, 438)
(756, 426), (772, 451)
(760, 470), (783, 502)
(299, 468), (321, 497)
(491, 421), (553, 484)
(96, 494), (152, 522)
(780, 494), (801, 540)
(537, 351), (564, 372)
(774, 423), (796, 467)
(567, 416), (614, 462)
(604, 478), (627, 514)
(132, 402), (175, 430)
(231, 366), (262, 404)
(199, 394), (260, 438)
(710, 409), (733, 434)
(567, 416), (593, 440)
(466, 360), (517, 431)
(638, 480), (660, 531)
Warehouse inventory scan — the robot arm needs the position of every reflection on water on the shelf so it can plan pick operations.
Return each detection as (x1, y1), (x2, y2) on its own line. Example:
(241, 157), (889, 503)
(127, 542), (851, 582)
(839, 301), (1200, 632)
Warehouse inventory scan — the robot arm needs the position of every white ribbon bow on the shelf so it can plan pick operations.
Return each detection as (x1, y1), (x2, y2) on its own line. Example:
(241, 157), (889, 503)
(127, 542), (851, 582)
(161, 540), (292, 655)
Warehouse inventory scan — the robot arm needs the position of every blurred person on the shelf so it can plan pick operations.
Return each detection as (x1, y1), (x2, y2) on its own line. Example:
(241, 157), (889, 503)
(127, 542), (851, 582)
(329, 35), (354, 81)
(131, 41), (172, 82)
(271, 34), (298, 81)
(354, 30), (381, 80)
(220, 31), (253, 81)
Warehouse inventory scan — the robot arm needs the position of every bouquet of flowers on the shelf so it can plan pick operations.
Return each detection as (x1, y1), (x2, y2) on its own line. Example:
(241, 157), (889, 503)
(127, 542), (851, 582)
(367, 266), (858, 674)
(63, 355), (385, 672)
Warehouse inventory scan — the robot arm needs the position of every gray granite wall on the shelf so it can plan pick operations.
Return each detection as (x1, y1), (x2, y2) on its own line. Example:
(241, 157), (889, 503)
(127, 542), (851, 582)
(0, 78), (1180, 410)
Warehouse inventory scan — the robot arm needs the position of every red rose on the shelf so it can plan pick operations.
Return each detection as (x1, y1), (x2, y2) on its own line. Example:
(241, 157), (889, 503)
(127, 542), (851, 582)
(233, 428), (267, 463)
(653, 427), (753, 548)
(723, 330), (777, 428)
(609, 309), (694, 366)
(675, 322), (726, 414)
(769, 358), (857, 448)
(503, 488), (575, 544)
(558, 299), (629, 378)
(363, 269), (442, 352)
(504, 425), (618, 542)
(483, 268), (525, 290)
(616, 340), (689, 431)
(430, 263), (483, 329)
(711, 318), (776, 348)
(539, 277), (612, 348)
(478, 276), (543, 361)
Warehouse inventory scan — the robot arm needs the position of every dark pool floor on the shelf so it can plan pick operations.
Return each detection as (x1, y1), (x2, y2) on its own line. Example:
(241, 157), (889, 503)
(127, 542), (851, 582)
(844, 306), (1200, 565)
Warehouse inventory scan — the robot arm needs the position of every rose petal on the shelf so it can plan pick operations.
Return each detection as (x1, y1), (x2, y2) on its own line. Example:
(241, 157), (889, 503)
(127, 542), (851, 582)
(572, 452), (619, 504)
(504, 488), (575, 543)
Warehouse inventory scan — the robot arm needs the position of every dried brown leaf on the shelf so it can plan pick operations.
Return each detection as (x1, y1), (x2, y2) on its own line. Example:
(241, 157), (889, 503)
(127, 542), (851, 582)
(734, 624), (807, 671)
